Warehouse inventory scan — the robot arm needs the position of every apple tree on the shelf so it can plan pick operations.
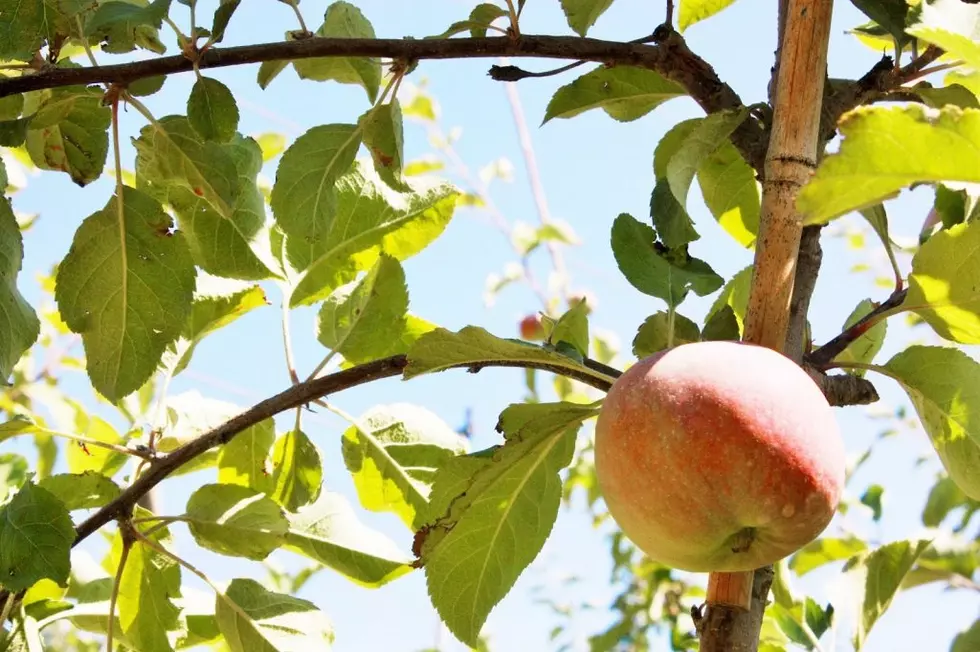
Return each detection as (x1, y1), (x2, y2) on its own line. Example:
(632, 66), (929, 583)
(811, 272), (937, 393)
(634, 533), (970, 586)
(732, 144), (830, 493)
(0, 1), (979, 651)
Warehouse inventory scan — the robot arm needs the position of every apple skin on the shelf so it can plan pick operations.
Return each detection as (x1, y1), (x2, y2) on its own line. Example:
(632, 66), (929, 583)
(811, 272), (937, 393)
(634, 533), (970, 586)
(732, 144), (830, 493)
(594, 341), (846, 573)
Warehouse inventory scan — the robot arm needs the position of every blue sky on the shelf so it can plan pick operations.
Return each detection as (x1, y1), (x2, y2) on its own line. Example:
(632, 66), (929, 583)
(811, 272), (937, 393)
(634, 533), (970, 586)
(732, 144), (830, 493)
(7, 0), (980, 650)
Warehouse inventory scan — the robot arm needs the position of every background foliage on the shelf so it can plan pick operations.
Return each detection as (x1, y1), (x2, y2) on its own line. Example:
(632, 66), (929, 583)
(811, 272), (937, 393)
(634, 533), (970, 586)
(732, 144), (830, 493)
(1, 1), (979, 651)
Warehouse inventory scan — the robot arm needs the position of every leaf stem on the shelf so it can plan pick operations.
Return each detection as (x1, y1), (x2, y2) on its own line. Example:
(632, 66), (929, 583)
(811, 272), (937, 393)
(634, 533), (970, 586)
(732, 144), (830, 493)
(107, 536), (131, 652)
(666, 306), (676, 349)
(504, 0), (520, 35)
(281, 289), (300, 386)
(74, 16), (102, 72)
(284, 0), (311, 35)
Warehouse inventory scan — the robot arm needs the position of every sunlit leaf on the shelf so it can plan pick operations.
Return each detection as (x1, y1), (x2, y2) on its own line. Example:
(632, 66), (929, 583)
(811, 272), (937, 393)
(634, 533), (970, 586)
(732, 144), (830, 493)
(271, 429), (323, 512)
(216, 578), (334, 651)
(544, 66), (685, 123)
(185, 484), (288, 560)
(679, 0), (738, 31)
(834, 299), (887, 375)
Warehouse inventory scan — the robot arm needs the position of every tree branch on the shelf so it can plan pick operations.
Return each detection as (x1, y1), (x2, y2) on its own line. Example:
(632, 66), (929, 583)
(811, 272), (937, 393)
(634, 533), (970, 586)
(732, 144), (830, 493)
(819, 46), (944, 144)
(784, 225), (823, 363)
(806, 288), (908, 368)
(0, 33), (767, 171)
(700, 566), (774, 652)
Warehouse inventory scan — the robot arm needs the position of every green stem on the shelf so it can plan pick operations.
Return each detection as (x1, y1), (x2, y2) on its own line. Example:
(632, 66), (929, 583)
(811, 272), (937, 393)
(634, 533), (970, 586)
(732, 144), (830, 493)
(666, 306), (676, 349)
(503, 0), (520, 34)
(284, 0), (310, 34)
(107, 538), (131, 652)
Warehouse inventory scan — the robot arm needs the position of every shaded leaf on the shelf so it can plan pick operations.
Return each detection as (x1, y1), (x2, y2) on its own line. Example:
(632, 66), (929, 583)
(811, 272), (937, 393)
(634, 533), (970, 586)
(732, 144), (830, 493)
(548, 299), (590, 359)
(25, 87), (110, 186)
(706, 264), (752, 332)
(650, 177), (699, 249)
(403, 325), (613, 386)
(861, 484), (885, 521)
(0, 0), (89, 60)
(315, 254), (409, 365)
(559, 0), (615, 36)
(187, 76), (239, 143)
(610, 213), (723, 307)
(544, 65), (685, 123)
(0, 483), (74, 592)
(84, 0), (171, 54)
(702, 304), (740, 341)
(0, 198), (39, 380)
(271, 429), (323, 512)
(37, 472), (120, 511)
(632, 311), (700, 358)
(292, 1), (381, 102)
(666, 108), (750, 209)
(55, 187), (196, 401)
(417, 401), (597, 646)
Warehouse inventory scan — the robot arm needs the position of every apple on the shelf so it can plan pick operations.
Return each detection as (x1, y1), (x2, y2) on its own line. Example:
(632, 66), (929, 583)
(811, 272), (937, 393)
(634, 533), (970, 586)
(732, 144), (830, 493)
(594, 341), (845, 572)
(519, 313), (546, 341)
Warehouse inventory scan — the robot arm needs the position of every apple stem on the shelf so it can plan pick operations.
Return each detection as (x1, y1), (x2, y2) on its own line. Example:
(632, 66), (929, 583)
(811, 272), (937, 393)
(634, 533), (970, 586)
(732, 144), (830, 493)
(706, 570), (754, 610)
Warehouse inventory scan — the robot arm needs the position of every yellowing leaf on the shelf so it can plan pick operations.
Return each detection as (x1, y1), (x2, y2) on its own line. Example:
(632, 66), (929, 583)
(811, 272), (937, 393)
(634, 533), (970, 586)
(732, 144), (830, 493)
(24, 87), (110, 187)
(799, 106), (980, 224)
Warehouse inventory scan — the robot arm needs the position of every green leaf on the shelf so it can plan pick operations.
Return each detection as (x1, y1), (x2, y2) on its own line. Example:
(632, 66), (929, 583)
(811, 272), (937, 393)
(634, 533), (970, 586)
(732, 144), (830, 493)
(798, 106), (980, 225)
(209, 0), (241, 44)
(904, 219), (980, 343)
(436, 3), (508, 37)
(110, 522), (182, 652)
(834, 299), (887, 374)
(922, 475), (974, 527)
(342, 404), (467, 529)
(790, 537), (868, 576)
(679, 0), (737, 32)
(315, 254), (409, 364)
(163, 274), (268, 377)
(36, 472), (121, 511)
(953, 620), (980, 652)
(548, 300), (590, 359)
(187, 76), (239, 143)
(288, 161), (458, 306)
(257, 59), (288, 90)
(25, 87), (110, 186)
(544, 66), (685, 123)
(0, 0), (88, 61)
(697, 141), (760, 247)
(360, 100), (409, 191)
(907, 26), (980, 72)
(217, 418), (275, 493)
(849, 0), (911, 44)
(706, 264), (752, 331)
(860, 484), (885, 521)
(650, 177), (699, 249)
(666, 108), (750, 209)
(270, 123), (361, 252)
(292, 1), (381, 102)
(133, 115), (239, 220)
(845, 539), (933, 649)
(632, 311), (700, 358)
(0, 483), (74, 592)
(403, 325), (614, 386)
(909, 82), (980, 110)
(271, 429), (323, 512)
(216, 578), (334, 651)
(284, 492), (414, 587)
(159, 133), (279, 280)
(84, 0), (172, 55)
(185, 484), (288, 561)
(882, 345), (980, 499)
(54, 187), (196, 401)
(559, 0), (615, 36)
(0, 453), (28, 496)
(0, 197), (39, 380)
(804, 598), (834, 642)
(418, 401), (597, 646)
(610, 213), (723, 307)
(702, 304), (740, 341)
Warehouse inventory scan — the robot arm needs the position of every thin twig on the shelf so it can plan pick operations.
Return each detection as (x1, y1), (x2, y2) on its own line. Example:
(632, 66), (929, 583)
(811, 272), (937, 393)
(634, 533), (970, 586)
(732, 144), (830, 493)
(106, 536), (132, 652)
(806, 288), (908, 368)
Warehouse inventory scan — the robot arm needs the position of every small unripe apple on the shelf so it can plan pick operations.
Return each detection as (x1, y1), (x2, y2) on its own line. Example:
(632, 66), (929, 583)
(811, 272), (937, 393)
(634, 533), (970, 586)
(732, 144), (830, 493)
(519, 313), (546, 341)
(595, 341), (845, 573)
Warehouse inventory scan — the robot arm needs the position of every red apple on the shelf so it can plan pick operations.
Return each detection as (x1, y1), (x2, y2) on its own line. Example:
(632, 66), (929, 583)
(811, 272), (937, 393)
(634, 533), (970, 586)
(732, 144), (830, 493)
(594, 341), (845, 572)
(519, 313), (546, 341)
